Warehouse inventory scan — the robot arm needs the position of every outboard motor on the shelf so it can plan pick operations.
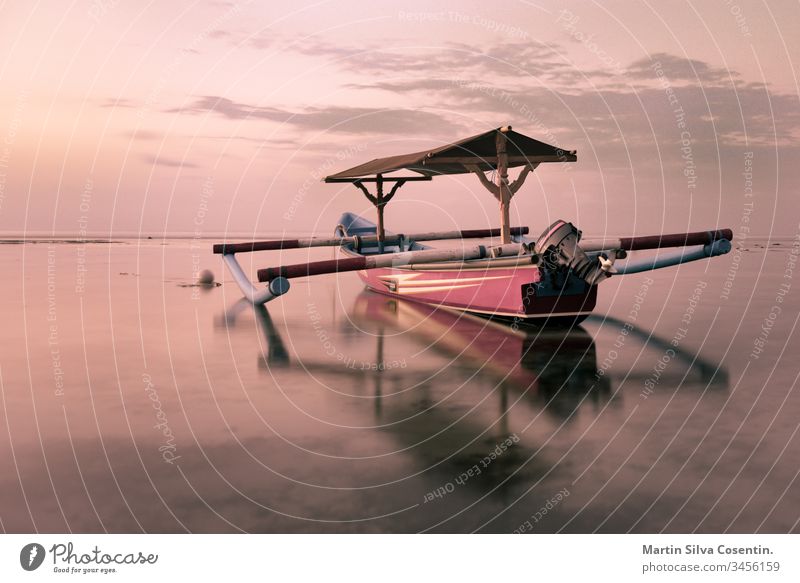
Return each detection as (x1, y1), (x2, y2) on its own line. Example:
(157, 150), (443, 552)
(535, 220), (611, 286)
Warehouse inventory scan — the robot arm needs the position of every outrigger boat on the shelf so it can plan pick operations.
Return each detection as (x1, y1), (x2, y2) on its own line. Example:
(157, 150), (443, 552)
(213, 126), (732, 323)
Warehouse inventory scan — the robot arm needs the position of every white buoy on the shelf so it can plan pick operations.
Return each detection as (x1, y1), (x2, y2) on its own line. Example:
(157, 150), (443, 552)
(197, 269), (215, 285)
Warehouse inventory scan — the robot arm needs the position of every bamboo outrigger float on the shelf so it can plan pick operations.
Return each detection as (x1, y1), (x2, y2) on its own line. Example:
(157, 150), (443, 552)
(213, 126), (732, 323)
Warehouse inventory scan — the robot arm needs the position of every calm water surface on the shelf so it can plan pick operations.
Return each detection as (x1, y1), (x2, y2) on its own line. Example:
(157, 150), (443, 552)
(1, 238), (799, 533)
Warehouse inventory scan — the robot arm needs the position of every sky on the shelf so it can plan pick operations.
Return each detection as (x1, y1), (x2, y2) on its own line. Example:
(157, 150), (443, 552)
(0, 0), (798, 238)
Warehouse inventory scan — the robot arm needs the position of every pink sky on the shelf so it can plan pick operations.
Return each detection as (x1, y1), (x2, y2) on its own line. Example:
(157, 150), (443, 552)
(0, 0), (798, 238)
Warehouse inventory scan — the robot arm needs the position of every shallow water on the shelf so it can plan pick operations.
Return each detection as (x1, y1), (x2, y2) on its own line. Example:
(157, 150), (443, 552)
(1, 238), (799, 533)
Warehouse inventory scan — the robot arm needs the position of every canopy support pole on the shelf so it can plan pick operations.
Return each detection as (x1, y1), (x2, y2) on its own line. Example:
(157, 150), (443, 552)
(466, 129), (538, 244)
(353, 174), (405, 253)
(495, 131), (512, 243)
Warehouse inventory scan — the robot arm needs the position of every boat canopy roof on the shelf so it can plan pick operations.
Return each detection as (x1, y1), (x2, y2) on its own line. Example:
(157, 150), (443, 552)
(324, 126), (576, 182)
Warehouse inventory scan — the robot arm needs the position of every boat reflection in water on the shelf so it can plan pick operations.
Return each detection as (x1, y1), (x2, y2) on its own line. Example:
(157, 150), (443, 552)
(347, 290), (614, 422)
(346, 292), (621, 500)
(221, 292), (614, 492)
(218, 291), (728, 530)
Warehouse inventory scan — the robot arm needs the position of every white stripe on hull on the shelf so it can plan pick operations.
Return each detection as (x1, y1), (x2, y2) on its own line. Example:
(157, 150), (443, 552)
(377, 274), (510, 287)
(395, 283), (483, 295)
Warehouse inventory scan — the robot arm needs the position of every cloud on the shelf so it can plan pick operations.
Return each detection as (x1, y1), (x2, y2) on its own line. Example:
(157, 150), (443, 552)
(168, 96), (460, 134)
(208, 31), (590, 81)
(113, 36), (797, 170)
(206, 29), (232, 39)
(125, 130), (162, 140)
(289, 38), (588, 82)
(197, 134), (297, 146)
(122, 128), (301, 147)
(141, 154), (198, 169)
(340, 49), (799, 153)
(99, 98), (140, 109)
(627, 53), (737, 84)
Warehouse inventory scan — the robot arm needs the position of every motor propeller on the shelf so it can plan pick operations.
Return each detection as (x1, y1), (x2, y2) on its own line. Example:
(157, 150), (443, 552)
(598, 253), (618, 274)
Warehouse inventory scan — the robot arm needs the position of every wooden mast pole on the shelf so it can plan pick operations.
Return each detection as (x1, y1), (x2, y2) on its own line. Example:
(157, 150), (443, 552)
(375, 174), (385, 252)
(350, 175), (407, 254)
(496, 128), (511, 244)
(465, 127), (536, 244)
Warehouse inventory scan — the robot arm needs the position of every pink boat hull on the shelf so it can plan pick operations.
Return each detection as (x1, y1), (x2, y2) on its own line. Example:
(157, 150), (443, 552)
(336, 212), (597, 321)
(354, 263), (597, 321)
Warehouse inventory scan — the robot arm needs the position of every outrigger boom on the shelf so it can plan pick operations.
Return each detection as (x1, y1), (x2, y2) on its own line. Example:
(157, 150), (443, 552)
(580, 229), (733, 252)
(257, 243), (528, 282)
(213, 226), (530, 255)
(212, 126), (733, 323)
